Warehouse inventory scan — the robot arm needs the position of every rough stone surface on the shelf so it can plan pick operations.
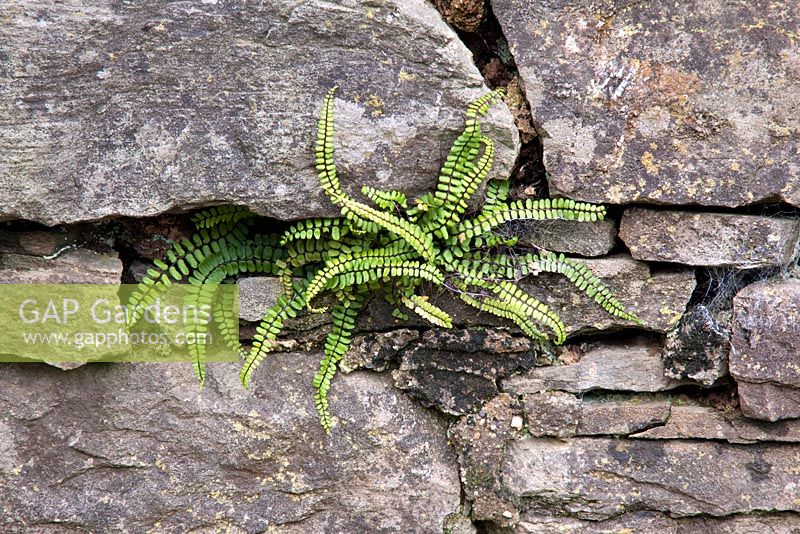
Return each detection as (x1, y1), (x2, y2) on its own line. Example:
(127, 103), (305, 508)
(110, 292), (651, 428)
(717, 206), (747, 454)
(737, 382), (800, 423)
(620, 209), (800, 268)
(574, 396), (671, 437)
(238, 276), (284, 322)
(502, 437), (800, 520)
(494, 0), (800, 208)
(0, 356), (461, 532)
(514, 218), (617, 257)
(633, 404), (800, 444)
(340, 328), (420, 374)
(0, 0), (517, 225)
(662, 305), (731, 386)
(731, 280), (800, 421)
(0, 228), (84, 257)
(0, 248), (122, 284)
(393, 329), (541, 415)
(450, 393), (522, 526)
(502, 511), (800, 534)
(503, 337), (682, 395)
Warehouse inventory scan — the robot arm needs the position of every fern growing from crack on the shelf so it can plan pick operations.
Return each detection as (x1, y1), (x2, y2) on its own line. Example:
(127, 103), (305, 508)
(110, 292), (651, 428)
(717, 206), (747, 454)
(128, 87), (641, 432)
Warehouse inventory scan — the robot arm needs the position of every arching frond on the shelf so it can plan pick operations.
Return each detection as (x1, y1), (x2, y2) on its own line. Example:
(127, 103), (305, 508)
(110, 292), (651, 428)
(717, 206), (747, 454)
(400, 293), (452, 328)
(313, 290), (366, 432)
(361, 185), (408, 211)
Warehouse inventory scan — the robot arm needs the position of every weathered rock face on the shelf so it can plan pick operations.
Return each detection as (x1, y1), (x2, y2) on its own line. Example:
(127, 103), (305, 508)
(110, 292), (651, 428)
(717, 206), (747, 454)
(731, 280), (800, 421)
(393, 329), (542, 415)
(523, 392), (671, 438)
(0, 248), (122, 284)
(502, 438), (800, 520)
(620, 209), (800, 268)
(503, 511), (800, 534)
(0, 0), (518, 225)
(0, 356), (461, 532)
(503, 337), (682, 395)
(494, 0), (800, 207)
(515, 218), (617, 257)
(662, 305), (731, 386)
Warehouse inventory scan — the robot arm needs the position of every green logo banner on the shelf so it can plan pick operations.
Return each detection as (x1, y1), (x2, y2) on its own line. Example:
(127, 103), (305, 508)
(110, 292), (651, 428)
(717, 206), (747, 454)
(0, 284), (240, 363)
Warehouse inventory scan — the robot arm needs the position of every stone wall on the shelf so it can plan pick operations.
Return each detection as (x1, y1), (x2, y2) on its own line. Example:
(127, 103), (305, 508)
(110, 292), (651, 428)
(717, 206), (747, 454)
(1, 0), (799, 532)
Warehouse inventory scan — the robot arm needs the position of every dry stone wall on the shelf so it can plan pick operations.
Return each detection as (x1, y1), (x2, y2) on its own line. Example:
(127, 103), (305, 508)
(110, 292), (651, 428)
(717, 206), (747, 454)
(1, 0), (800, 532)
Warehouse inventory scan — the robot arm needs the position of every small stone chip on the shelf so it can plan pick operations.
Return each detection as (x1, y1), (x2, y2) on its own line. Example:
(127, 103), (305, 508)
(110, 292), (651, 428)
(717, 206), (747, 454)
(510, 415), (524, 430)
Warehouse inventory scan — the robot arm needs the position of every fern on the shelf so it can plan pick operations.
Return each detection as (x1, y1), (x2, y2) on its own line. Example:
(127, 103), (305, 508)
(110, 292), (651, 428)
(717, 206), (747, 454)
(129, 86), (641, 433)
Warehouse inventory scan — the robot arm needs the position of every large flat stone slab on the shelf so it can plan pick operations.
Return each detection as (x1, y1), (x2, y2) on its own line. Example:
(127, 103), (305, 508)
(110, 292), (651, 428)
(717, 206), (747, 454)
(493, 0), (800, 207)
(620, 209), (800, 268)
(510, 511), (800, 534)
(731, 280), (800, 421)
(0, 249), (122, 284)
(515, 218), (617, 257)
(503, 337), (682, 395)
(0, 356), (461, 532)
(502, 437), (800, 519)
(0, 0), (517, 225)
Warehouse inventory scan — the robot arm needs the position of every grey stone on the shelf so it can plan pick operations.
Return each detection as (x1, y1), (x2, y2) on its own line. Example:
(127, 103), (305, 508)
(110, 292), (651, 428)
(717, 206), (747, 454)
(737, 382), (800, 423)
(514, 218), (618, 257)
(450, 393), (522, 527)
(237, 276), (284, 322)
(620, 209), (800, 268)
(501, 437), (800, 520)
(503, 337), (682, 395)
(522, 391), (581, 439)
(339, 328), (420, 373)
(0, 0), (517, 225)
(505, 511), (800, 534)
(731, 280), (800, 421)
(0, 355), (461, 532)
(393, 328), (541, 415)
(0, 248), (122, 284)
(0, 228), (83, 257)
(493, 0), (800, 208)
(523, 392), (671, 438)
(576, 396), (671, 436)
(632, 404), (800, 444)
(662, 305), (731, 386)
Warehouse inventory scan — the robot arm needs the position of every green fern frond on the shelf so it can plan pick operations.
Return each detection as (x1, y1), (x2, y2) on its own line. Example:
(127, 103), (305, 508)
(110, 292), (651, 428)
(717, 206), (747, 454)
(336, 196), (437, 262)
(361, 185), (408, 210)
(488, 281), (567, 344)
(313, 290), (366, 432)
(483, 179), (510, 209)
(427, 134), (496, 239)
(240, 278), (310, 388)
(305, 248), (443, 312)
(466, 87), (506, 118)
(530, 252), (642, 324)
(128, 224), (249, 324)
(400, 293), (452, 328)
(457, 288), (549, 342)
(191, 205), (254, 229)
(315, 86), (342, 199)
(452, 197), (607, 249)
(281, 218), (349, 245)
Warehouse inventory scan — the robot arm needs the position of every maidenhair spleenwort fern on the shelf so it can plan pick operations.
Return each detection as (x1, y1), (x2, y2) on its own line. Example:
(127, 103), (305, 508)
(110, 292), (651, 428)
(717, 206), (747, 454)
(128, 87), (642, 433)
